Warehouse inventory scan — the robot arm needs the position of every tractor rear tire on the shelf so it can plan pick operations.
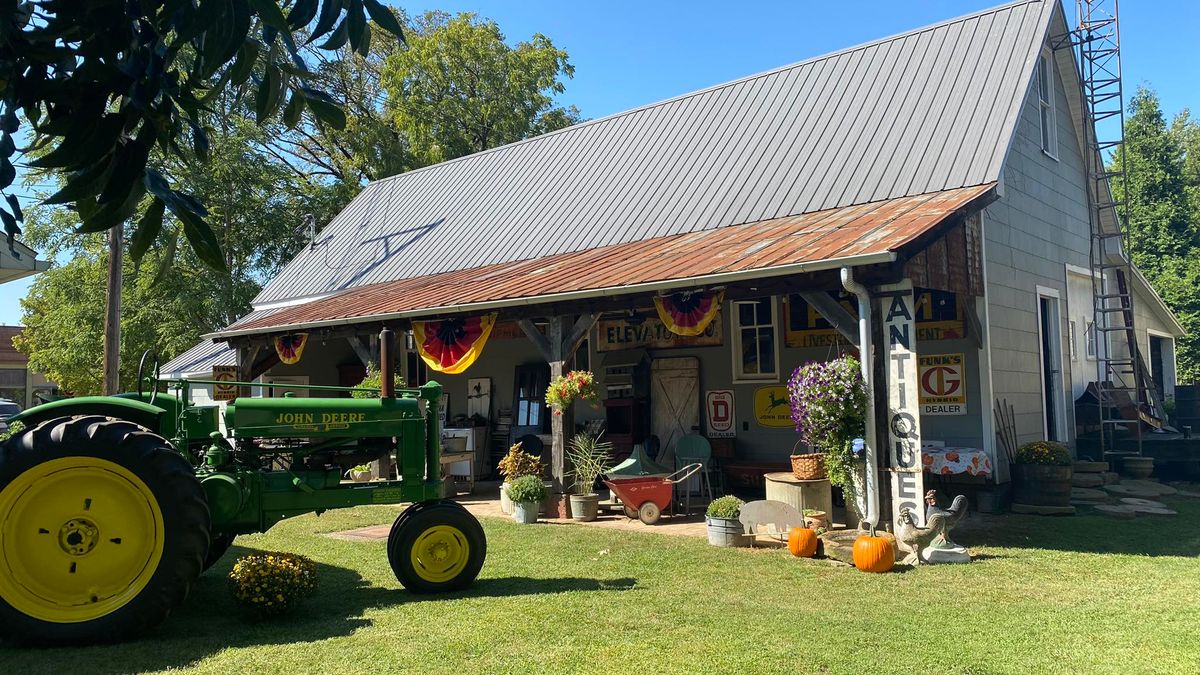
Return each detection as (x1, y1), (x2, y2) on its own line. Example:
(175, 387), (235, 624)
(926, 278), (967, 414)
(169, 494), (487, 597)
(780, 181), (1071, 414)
(0, 415), (210, 646)
(387, 500), (485, 594)
(202, 533), (236, 572)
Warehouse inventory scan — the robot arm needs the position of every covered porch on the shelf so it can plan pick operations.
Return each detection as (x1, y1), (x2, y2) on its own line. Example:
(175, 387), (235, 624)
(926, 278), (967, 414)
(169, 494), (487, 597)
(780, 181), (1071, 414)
(209, 184), (1002, 524)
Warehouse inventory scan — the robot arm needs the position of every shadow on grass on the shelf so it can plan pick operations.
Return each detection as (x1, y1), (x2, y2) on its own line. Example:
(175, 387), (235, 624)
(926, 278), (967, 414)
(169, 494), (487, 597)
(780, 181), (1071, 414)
(951, 498), (1200, 557)
(0, 545), (638, 673)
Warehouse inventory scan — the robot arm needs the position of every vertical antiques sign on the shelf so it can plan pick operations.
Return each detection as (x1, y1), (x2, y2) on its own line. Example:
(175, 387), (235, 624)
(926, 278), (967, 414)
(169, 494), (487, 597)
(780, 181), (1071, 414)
(705, 390), (736, 438)
(881, 281), (925, 528)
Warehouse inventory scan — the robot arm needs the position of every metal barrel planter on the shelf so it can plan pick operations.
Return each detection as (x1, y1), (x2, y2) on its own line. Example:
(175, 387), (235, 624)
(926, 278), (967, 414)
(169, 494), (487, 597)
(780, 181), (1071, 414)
(1011, 464), (1072, 507)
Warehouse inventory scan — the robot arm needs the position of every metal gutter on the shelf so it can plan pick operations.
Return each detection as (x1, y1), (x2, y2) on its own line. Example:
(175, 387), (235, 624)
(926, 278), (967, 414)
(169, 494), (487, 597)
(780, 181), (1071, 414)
(840, 266), (879, 532)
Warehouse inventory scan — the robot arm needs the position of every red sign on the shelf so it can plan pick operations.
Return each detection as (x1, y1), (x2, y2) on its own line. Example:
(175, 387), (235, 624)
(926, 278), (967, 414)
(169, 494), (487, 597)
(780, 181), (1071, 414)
(706, 390), (736, 438)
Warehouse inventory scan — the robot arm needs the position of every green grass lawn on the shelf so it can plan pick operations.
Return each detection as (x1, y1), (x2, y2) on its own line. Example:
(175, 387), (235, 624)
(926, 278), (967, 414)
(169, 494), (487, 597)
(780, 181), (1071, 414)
(3, 499), (1199, 674)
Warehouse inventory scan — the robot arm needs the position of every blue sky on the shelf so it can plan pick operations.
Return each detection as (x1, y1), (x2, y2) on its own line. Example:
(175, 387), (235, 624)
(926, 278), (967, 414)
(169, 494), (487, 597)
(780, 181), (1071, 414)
(3, 0), (1196, 326)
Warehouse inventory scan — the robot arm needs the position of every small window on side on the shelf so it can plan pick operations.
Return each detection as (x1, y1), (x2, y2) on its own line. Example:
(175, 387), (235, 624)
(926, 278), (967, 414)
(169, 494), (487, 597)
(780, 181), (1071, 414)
(1037, 50), (1058, 159)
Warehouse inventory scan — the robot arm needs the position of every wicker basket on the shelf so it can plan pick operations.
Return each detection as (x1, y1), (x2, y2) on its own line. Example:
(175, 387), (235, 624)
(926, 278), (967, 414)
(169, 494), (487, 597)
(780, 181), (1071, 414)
(790, 442), (826, 480)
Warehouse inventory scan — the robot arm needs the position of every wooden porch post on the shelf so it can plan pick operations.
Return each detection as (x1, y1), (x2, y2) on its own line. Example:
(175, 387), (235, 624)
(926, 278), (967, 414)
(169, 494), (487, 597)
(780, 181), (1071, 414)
(235, 344), (264, 399)
(519, 314), (598, 494)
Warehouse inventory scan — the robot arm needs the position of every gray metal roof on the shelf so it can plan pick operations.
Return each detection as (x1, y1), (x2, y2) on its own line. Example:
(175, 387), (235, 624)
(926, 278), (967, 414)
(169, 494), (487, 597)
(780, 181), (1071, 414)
(161, 339), (235, 377)
(255, 0), (1054, 307)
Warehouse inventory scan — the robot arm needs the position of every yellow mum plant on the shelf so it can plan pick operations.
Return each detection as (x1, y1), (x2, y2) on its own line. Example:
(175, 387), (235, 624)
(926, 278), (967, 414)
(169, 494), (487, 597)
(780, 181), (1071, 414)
(229, 552), (318, 617)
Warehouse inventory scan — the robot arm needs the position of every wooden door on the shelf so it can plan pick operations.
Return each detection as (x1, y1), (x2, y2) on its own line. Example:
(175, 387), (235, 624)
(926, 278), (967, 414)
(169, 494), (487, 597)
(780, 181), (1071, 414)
(651, 357), (700, 467)
(511, 363), (549, 442)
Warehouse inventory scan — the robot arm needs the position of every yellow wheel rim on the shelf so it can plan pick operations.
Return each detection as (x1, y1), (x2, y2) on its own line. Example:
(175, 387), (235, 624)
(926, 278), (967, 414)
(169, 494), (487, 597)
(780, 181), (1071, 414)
(0, 456), (164, 623)
(409, 524), (470, 584)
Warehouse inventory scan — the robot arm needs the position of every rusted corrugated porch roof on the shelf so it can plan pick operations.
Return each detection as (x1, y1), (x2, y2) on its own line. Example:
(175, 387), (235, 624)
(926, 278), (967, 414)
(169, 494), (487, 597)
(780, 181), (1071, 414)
(212, 183), (995, 340)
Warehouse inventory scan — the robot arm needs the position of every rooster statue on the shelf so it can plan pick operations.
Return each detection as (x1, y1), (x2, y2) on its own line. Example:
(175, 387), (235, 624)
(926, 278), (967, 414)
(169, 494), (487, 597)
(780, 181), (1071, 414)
(895, 490), (970, 565)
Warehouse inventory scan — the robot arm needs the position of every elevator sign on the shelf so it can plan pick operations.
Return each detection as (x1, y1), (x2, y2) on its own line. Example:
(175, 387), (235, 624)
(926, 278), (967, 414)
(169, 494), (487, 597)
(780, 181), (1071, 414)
(918, 353), (967, 416)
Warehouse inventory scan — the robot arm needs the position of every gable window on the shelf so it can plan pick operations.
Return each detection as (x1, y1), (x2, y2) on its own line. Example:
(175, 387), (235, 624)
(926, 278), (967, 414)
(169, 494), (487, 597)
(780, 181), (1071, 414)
(1037, 49), (1058, 159)
(733, 298), (778, 382)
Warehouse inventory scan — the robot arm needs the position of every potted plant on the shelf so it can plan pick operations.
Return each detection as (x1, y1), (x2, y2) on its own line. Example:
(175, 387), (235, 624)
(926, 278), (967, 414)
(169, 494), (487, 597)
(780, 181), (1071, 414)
(566, 432), (612, 522)
(802, 508), (829, 530)
(705, 496), (751, 547)
(788, 356), (868, 523)
(544, 370), (600, 416)
(507, 475), (548, 524)
(497, 442), (544, 514)
(346, 463), (373, 482)
(1011, 441), (1073, 508)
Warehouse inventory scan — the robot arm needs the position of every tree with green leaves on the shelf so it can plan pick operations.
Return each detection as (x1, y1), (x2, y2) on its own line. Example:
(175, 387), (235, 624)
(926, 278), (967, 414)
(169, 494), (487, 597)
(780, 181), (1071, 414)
(1110, 87), (1200, 381)
(382, 11), (579, 165)
(17, 100), (337, 393)
(0, 0), (405, 269)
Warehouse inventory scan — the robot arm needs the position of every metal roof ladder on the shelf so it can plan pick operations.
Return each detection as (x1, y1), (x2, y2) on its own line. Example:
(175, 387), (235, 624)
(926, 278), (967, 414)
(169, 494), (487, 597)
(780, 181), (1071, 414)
(1071, 0), (1161, 458)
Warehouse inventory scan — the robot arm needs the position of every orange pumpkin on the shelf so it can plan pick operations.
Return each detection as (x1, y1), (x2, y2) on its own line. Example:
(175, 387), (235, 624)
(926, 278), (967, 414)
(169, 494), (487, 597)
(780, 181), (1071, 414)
(787, 527), (818, 558)
(852, 532), (895, 573)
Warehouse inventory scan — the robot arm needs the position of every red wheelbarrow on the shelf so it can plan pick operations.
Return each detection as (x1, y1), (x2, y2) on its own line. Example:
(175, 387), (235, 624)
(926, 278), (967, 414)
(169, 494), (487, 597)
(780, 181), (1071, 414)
(604, 463), (702, 525)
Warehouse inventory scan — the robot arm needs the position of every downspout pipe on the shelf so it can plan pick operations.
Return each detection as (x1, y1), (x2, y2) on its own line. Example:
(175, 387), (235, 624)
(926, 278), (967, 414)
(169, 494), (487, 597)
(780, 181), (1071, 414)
(841, 267), (879, 532)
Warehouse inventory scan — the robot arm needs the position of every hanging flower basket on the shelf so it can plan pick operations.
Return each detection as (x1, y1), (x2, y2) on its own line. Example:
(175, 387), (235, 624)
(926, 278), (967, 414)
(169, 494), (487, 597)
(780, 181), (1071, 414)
(787, 356), (866, 492)
(544, 370), (599, 416)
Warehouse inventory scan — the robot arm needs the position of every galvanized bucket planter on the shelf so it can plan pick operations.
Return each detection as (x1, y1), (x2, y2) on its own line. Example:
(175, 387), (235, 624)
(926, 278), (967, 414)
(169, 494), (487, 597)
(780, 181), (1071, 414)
(512, 501), (540, 524)
(570, 493), (600, 522)
(706, 516), (751, 547)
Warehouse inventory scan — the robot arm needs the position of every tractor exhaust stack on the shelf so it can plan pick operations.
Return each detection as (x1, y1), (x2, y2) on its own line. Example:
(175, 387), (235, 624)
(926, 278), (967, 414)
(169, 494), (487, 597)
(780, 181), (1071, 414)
(379, 327), (395, 398)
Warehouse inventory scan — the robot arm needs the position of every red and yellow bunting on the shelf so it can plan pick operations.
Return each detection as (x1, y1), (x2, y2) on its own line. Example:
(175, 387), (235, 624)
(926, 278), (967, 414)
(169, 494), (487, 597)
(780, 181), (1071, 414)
(273, 333), (309, 365)
(653, 289), (724, 336)
(412, 313), (498, 374)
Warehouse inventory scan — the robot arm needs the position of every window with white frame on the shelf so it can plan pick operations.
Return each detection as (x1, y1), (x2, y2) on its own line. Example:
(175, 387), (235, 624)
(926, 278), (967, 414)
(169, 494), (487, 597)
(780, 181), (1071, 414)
(1085, 318), (1097, 359)
(1037, 49), (1058, 158)
(1069, 320), (1078, 361)
(733, 298), (778, 381)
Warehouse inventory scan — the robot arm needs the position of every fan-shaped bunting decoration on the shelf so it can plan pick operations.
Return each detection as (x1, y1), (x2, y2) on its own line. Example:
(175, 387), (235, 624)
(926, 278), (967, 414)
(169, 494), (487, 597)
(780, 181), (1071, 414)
(274, 333), (309, 365)
(412, 314), (498, 374)
(653, 289), (725, 336)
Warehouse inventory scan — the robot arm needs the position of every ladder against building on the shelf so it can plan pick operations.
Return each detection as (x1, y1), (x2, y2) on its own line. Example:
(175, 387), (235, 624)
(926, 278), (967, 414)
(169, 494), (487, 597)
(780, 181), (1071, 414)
(1062, 0), (1160, 455)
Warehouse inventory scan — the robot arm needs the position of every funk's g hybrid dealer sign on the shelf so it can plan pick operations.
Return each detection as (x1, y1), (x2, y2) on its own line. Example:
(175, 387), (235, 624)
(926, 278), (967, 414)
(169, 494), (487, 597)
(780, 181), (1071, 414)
(918, 353), (967, 416)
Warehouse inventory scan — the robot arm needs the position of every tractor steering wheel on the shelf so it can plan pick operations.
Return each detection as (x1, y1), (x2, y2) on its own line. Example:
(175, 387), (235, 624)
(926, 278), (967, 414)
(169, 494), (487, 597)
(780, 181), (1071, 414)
(137, 349), (161, 406)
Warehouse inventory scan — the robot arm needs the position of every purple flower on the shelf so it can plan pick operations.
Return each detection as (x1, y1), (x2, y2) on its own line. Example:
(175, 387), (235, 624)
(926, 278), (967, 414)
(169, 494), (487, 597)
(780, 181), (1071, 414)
(787, 356), (867, 452)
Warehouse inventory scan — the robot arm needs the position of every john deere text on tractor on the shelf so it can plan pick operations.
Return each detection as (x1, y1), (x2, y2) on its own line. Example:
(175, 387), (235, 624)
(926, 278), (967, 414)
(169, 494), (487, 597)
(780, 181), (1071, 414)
(0, 328), (486, 646)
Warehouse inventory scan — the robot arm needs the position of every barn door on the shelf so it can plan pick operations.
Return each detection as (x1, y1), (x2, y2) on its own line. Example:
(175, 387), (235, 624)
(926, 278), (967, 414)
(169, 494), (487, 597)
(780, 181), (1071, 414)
(651, 357), (700, 467)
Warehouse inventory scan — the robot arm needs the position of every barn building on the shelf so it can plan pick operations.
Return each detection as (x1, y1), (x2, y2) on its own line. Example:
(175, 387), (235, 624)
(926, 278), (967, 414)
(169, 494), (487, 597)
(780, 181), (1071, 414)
(166, 0), (1184, 520)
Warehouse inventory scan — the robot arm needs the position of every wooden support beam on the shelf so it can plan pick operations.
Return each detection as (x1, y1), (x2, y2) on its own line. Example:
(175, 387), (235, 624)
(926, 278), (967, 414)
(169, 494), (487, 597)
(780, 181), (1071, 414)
(347, 335), (373, 367)
(798, 291), (859, 343)
(965, 297), (985, 350)
(517, 318), (554, 361)
(563, 313), (598, 356)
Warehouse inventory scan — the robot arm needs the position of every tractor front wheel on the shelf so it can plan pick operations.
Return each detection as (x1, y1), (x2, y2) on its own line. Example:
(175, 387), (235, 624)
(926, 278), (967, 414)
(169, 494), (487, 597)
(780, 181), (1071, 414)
(387, 500), (485, 594)
(0, 415), (210, 645)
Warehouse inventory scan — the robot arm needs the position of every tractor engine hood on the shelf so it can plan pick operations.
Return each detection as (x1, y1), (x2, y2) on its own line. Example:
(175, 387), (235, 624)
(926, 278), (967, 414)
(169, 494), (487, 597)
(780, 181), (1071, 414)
(225, 396), (427, 439)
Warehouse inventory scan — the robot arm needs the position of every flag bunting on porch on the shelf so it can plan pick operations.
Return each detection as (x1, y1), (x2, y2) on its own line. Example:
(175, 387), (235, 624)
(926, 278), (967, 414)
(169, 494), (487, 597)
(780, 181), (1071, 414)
(653, 289), (724, 336)
(273, 333), (309, 365)
(412, 313), (498, 374)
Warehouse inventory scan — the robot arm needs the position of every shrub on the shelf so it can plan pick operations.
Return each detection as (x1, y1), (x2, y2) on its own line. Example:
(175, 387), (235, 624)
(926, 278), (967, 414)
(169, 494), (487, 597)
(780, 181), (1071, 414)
(0, 419), (24, 444)
(506, 474), (548, 504)
(706, 495), (744, 519)
(1015, 441), (1071, 466)
(229, 552), (318, 618)
(497, 442), (544, 481)
(350, 363), (405, 399)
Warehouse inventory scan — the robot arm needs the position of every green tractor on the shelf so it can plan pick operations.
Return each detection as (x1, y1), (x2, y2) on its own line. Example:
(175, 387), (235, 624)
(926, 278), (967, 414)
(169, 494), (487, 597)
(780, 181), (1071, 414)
(0, 329), (486, 646)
